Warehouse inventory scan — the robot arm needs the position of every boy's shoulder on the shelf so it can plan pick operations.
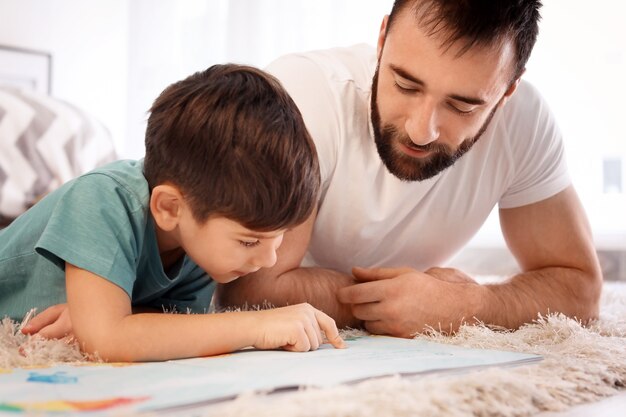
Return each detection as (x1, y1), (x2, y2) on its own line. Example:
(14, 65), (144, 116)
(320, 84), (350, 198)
(83, 159), (145, 185)
(79, 159), (150, 203)
(38, 159), (153, 225)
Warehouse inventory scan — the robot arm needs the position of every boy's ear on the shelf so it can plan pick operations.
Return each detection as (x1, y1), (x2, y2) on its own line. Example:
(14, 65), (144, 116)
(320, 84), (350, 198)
(150, 185), (184, 231)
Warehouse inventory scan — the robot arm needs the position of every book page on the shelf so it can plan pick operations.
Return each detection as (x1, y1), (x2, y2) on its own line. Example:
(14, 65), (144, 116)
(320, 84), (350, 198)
(0, 335), (541, 414)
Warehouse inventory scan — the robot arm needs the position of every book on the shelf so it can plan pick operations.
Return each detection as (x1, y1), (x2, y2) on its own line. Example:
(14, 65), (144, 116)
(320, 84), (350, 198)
(0, 335), (541, 415)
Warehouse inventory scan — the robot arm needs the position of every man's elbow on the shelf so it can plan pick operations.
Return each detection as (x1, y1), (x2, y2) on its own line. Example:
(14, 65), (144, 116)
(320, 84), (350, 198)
(574, 268), (603, 323)
(215, 271), (281, 311)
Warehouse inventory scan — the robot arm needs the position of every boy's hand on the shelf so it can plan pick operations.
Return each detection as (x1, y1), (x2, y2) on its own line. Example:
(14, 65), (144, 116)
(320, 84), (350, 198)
(253, 303), (346, 352)
(20, 304), (73, 339)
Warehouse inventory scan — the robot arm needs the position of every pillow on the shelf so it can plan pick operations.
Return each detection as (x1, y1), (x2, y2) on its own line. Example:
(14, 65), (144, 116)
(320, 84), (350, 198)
(0, 86), (116, 226)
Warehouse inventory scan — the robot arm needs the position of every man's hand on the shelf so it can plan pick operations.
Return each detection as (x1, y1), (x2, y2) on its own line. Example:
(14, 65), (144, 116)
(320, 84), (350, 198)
(337, 267), (482, 337)
(252, 303), (346, 351)
(20, 304), (73, 339)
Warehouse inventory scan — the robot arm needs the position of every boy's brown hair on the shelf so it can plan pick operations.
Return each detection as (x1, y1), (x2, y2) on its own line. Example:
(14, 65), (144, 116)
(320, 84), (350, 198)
(143, 64), (319, 231)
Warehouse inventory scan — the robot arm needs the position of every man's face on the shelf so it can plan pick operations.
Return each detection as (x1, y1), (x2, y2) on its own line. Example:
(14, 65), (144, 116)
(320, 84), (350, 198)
(371, 10), (518, 181)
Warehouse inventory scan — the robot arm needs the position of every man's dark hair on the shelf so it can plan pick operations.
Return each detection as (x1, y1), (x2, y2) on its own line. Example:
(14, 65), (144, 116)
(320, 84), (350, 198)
(143, 64), (319, 231)
(387, 0), (542, 79)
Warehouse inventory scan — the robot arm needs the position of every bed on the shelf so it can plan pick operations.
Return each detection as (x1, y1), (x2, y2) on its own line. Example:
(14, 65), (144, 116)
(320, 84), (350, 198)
(0, 44), (116, 227)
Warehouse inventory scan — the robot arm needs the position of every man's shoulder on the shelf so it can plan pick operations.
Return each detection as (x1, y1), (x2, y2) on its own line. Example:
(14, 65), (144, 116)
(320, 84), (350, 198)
(503, 79), (547, 117)
(267, 44), (376, 89)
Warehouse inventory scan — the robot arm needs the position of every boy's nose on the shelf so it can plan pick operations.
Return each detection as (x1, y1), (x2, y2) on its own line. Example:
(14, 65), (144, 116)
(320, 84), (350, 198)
(251, 247), (278, 269)
(250, 235), (282, 269)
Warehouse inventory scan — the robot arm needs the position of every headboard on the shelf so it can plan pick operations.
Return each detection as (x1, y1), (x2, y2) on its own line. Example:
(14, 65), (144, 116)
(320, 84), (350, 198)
(0, 44), (52, 94)
(0, 45), (116, 228)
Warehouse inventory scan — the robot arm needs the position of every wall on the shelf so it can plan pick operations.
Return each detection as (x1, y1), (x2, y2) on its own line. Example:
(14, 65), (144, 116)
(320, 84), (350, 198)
(0, 0), (129, 154)
(1, 0), (623, 277)
(453, 0), (626, 276)
(124, 0), (393, 159)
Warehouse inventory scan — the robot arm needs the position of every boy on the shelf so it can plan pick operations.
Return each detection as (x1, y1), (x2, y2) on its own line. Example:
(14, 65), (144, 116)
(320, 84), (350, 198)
(0, 64), (345, 361)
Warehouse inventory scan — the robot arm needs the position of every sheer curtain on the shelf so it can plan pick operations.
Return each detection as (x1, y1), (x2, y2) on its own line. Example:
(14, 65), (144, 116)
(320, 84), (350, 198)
(125, 0), (392, 158)
(125, 0), (625, 253)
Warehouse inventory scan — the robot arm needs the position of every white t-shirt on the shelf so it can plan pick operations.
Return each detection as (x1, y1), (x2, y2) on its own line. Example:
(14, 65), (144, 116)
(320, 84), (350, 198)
(267, 44), (570, 273)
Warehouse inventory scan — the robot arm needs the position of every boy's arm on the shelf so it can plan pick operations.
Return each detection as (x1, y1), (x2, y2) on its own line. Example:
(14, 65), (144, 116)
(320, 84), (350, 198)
(216, 209), (361, 329)
(65, 263), (344, 361)
(21, 304), (162, 338)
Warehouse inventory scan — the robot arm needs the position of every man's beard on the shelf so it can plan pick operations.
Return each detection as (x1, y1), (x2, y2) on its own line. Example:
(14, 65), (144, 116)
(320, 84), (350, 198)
(370, 66), (498, 182)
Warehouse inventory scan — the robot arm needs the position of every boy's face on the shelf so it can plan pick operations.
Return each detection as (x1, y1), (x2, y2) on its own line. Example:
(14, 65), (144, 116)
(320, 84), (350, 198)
(178, 215), (285, 283)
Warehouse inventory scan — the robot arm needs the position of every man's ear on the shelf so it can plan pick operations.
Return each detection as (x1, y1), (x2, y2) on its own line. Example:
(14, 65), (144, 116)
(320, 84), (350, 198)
(499, 71), (524, 108)
(150, 185), (184, 232)
(377, 15), (389, 60)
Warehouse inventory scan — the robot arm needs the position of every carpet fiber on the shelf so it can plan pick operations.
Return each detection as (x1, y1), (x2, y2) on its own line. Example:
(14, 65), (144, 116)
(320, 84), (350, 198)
(1, 282), (625, 417)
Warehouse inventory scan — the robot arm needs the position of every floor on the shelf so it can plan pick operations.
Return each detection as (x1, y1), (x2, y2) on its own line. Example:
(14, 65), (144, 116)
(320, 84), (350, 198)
(161, 391), (626, 417)
(537, 391), (626, 417)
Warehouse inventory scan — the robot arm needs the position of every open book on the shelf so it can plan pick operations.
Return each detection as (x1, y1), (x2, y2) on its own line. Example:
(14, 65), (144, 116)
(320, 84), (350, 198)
(0, 335), (541, 414)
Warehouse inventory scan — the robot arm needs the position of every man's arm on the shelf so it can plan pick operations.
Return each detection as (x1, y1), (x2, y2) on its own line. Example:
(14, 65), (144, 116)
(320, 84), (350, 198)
(479, 185), (602, 327)
(216, 208), (361, 329)
(338, 186), (602, 336)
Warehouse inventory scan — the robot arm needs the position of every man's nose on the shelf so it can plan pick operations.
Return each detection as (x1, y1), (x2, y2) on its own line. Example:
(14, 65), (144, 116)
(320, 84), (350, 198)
(405, 99), (439, 146)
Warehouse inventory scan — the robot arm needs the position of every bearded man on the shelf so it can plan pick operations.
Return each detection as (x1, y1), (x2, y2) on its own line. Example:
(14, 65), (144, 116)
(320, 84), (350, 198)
(217, 0), (601, 337)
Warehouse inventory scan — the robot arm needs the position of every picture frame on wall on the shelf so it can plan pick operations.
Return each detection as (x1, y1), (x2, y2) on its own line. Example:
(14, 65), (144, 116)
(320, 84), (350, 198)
(0, 44), (52, 94)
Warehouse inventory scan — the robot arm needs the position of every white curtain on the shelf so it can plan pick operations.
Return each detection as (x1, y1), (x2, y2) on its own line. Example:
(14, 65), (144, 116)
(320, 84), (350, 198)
(125, 0), (393, 158)
(125, 0), (626, 247)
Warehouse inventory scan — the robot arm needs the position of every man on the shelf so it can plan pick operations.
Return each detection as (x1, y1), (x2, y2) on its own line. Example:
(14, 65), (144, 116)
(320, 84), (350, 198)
(217, 0), (602, 337)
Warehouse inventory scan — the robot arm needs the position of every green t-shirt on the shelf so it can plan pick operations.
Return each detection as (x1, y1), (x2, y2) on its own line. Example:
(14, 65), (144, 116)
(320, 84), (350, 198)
(0, 159), (215, 321)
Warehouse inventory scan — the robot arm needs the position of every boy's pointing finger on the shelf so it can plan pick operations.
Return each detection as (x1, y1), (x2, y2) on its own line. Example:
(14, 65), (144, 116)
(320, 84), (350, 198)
(314, 310), (346, 349)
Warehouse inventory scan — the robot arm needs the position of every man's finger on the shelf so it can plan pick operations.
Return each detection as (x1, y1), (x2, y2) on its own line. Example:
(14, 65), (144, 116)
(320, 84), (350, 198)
(314, 310), (346, 349)
(351, 301), (383, 321)
(352, 266), (415, 282)
(425, 267), (477, 284)
(337, 281), (384, 304)
(363, 320), (389, 336)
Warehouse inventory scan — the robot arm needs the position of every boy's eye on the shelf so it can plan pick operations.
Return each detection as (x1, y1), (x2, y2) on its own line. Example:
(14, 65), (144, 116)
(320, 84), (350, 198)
(239, 240), (260, 248)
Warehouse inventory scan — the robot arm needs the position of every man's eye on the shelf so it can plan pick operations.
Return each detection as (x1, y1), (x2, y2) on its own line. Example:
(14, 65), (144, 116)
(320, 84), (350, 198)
(394, 81), (417, 92)
(449, 104), (475, 115)
(239, 240), (260, 247)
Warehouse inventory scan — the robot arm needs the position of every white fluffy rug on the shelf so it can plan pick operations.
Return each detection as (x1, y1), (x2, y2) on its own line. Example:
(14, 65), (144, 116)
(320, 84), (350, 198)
(1, 282), (625, 417)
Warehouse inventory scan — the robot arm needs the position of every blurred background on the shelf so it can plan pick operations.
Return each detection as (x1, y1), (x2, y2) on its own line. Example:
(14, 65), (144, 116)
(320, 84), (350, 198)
(0, 0), (624, 278)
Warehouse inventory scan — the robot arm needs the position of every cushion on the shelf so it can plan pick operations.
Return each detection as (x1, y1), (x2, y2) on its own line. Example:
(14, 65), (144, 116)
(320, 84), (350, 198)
(0, 86), (116, 226)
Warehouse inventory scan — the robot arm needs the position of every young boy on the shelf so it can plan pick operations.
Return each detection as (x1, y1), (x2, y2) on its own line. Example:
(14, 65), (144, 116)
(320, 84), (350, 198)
(0, 64), (345, 361)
